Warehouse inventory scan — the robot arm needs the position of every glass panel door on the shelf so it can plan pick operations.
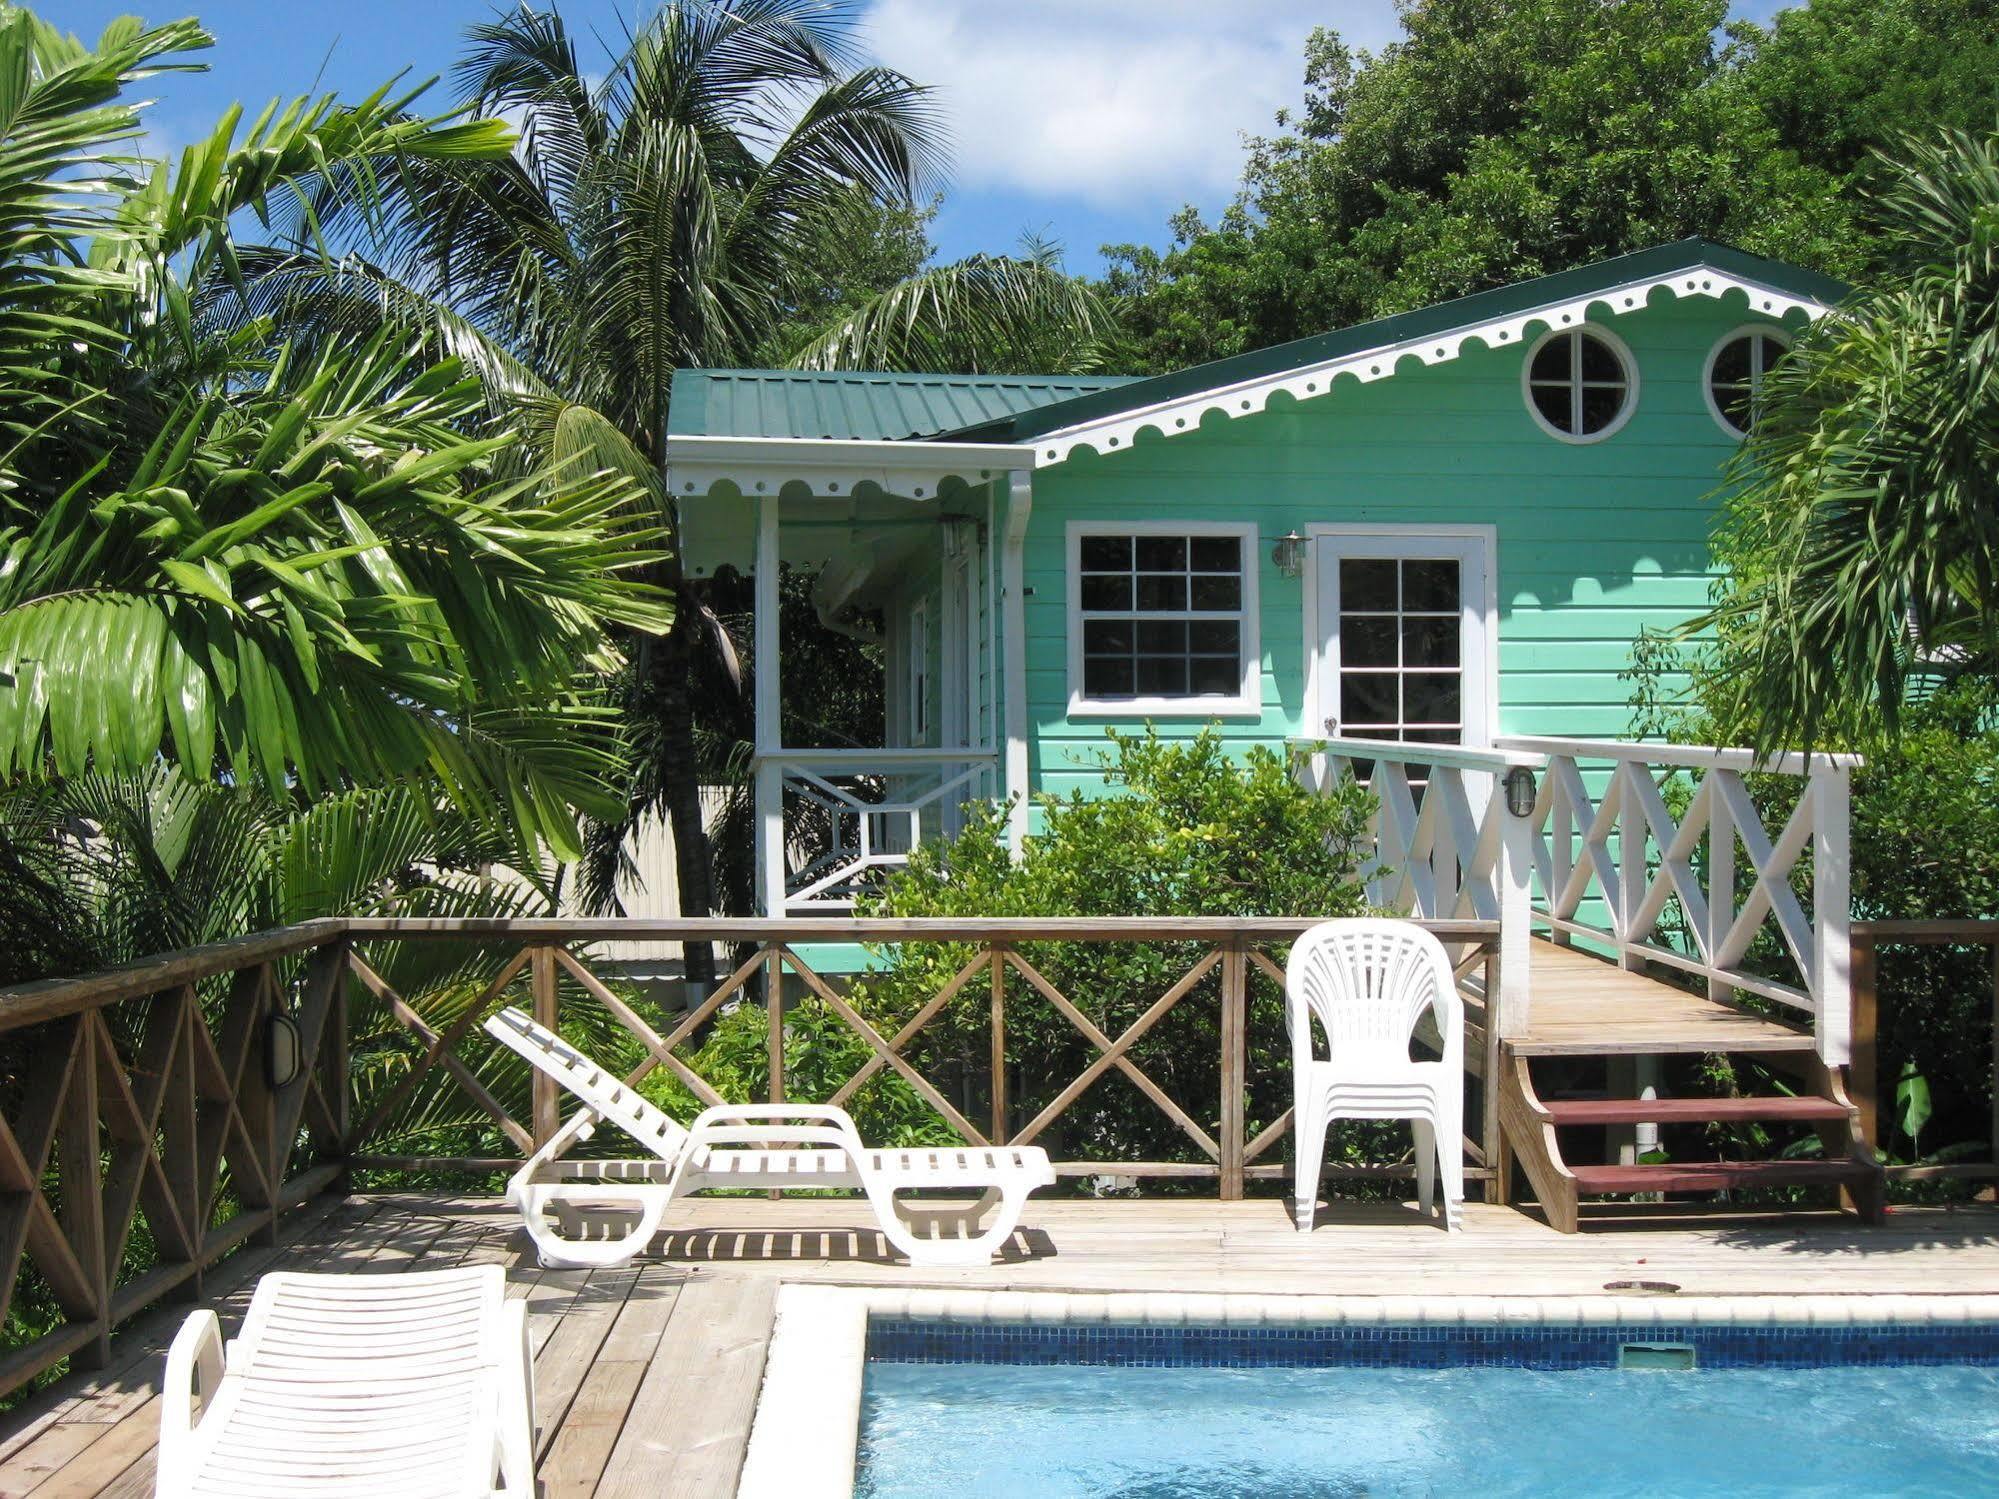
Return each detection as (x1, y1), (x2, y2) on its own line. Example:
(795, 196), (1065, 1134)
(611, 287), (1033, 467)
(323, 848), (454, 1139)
(1314, 532), (1491, 749)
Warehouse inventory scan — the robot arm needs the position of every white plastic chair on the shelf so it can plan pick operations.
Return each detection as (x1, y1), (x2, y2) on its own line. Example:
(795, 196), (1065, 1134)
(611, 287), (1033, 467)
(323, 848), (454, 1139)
(156, 1264), (533, 1498)
(482, 1007), (1054, 1269)
(1287, 919), (1464, 1232)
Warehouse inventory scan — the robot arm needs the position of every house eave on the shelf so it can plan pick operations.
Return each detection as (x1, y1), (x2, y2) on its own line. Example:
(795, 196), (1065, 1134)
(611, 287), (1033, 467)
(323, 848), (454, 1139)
(664, 435), (1035, 500)
(1020, 262), (1834, 467)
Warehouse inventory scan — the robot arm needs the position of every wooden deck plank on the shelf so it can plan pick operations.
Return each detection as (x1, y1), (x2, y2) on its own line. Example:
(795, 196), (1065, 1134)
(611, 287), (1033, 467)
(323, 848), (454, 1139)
(592, 1278), (778, 1499)
(1512, 941), (1817, 1056)
(538, 1275), (686, 1499)
(9, 1190), (1999, 1498)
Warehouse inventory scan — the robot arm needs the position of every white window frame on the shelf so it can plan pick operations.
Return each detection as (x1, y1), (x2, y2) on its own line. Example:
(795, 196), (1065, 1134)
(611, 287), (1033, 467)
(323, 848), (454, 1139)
(1520, 324), (1639, 445)
(1301, 524), (1499, 748)
(1066, 519), (1262, 718)
(1702, 323), (1792, 439)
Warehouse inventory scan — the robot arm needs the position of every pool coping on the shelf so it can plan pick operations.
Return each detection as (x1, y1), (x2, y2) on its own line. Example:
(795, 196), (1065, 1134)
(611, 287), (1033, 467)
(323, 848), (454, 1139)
(735, 1287), (1999, 1499)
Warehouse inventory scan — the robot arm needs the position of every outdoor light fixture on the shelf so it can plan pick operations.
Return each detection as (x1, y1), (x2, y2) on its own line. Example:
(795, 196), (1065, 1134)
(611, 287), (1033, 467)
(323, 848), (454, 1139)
(266, 996), (304, 1089)
(1270, 530), (1307, 578)
(1503, 765), (1538, 818)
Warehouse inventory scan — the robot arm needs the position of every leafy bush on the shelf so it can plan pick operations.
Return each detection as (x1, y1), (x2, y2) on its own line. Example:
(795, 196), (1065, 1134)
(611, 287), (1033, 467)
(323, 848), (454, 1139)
(666, 730), (1379, 1179)
(1633, 640), (1999, 1176)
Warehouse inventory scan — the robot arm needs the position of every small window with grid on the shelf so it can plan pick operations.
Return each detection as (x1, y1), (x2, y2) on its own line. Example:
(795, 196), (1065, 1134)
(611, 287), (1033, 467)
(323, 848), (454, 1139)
(1071, 527), (1256, 711)
(1336, 556), (1463, 746)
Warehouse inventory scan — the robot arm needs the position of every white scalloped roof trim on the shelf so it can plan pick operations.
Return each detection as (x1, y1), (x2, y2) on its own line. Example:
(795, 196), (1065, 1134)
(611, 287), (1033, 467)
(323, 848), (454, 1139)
(1031, 267), (1830, 467)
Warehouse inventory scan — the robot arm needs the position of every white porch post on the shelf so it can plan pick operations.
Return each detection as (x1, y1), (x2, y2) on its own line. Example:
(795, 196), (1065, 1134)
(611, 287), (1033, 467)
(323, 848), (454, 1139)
(1001, 470), (1033, 855)
(1497, 795), (1534, 1039)
(1812, 762), (1853, 1065)
(754, 494), (785, 918)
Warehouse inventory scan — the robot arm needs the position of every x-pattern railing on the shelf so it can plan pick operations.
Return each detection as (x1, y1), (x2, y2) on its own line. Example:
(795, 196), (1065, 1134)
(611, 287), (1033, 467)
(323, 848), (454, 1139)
(1300, 734), (1858, 1063)
(0, 914), (1498, 1400)
(770, 751), (999, 910)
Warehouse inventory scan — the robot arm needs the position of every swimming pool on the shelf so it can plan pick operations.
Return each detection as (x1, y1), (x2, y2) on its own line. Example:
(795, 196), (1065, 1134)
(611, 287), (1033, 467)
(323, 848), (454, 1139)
(856, 1320), (1999, 1499)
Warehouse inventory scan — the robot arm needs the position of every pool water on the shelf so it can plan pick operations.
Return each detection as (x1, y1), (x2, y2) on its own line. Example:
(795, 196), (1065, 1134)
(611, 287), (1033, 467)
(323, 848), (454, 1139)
(857, 1360), (1999, 1498)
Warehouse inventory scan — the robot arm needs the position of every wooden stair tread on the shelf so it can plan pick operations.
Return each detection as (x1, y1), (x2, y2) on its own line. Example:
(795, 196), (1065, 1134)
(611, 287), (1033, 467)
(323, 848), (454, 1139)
(1570, 1160), (1873, 1194)
(1545, 1097), (1850, 1126)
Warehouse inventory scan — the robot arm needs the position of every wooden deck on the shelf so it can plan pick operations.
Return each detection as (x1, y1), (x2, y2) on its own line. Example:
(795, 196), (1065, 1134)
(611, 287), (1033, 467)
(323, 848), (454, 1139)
(1511, 938), (1817, 1056)
(5, 1190), (1999, 1498)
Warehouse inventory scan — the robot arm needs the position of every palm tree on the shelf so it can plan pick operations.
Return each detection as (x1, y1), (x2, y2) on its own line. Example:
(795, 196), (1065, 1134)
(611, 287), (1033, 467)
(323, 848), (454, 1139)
(248, 1), (1115, 984)
(1694, 124), (1999, 751)
(0, 10), (670, 863)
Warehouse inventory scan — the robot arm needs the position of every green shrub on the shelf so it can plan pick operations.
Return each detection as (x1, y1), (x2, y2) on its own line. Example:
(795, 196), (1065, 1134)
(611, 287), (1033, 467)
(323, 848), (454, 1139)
(682, 729), (1379, 1178)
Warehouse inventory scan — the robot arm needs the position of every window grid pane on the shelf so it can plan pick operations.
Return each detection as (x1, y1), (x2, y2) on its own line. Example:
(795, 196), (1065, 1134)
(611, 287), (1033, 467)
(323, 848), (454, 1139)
(1079, 531), (1248, 703)
(1337, 556), (1465, 745)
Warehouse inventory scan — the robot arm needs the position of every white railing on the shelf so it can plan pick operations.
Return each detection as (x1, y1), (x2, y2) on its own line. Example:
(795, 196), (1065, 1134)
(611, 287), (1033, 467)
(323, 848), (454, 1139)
(1295, 735), (1860, 1063)
(755, 748), (1000, 915)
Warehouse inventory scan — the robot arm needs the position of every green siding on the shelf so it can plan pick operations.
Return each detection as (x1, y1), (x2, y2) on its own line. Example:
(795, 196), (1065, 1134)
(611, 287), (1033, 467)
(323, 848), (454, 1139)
(1018, 295), (1791, 807)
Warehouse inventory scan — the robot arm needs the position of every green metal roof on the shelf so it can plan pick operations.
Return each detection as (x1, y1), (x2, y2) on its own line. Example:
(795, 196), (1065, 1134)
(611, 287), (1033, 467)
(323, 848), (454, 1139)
(943, 239), (1851, 443)
(666, 368), (1142, 441)
(666, 241), (1846, 451)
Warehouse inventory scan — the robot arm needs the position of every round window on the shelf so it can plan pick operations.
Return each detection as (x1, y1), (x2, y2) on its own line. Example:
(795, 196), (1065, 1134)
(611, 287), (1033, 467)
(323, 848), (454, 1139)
(1705, 327), (1790, 437)
(1523, 327), (1636, 442)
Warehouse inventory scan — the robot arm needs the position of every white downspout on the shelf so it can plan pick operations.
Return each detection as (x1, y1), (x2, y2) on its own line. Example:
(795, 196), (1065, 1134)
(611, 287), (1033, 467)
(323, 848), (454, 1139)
(1002, 469), (1033, 855)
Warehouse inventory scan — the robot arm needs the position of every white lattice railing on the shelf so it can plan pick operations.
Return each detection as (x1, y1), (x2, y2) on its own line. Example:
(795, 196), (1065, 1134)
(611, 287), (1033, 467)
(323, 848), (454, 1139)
(755, 748), (999, 915)
(1294, 735), (1859, 1063)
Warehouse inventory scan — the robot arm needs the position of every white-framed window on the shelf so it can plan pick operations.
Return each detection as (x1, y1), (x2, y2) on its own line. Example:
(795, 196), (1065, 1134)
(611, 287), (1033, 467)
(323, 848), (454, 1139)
(1521, 324), (1638, 443)
(1067, 521), (1260, 717)
(1704, 324), (1791, 438)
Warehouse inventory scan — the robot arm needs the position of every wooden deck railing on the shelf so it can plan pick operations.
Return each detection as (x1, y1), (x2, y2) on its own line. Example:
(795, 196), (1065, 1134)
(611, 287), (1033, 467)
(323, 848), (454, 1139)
(1850, 919), (1999, 1183)
(1297, 735), (1861, 1063)
(0, 914), (1497, 1400)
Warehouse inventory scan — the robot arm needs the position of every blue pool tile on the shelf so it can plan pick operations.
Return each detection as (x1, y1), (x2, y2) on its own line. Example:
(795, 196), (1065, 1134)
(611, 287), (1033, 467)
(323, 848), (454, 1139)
(865, 1318), (1999, 1370)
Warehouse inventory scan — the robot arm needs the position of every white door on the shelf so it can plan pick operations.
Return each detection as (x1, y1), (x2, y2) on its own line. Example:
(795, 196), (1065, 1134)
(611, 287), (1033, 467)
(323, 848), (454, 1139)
(1312, 530), (1493, 748)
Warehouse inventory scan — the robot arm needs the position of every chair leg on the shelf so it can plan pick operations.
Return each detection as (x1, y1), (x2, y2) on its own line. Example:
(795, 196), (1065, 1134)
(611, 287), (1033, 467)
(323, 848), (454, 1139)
(1412, 1117), (1437, 1218)
(872, 1182), (1029, 1266)
(520, 1186), (669, 1269)
(1438, 1101), (1465, 1232)
(1293, 1102), (1328, 1231)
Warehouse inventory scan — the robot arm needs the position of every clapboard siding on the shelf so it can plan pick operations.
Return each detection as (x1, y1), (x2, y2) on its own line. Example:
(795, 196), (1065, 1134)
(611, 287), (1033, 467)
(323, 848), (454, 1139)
(1016, 294), (1788, 811)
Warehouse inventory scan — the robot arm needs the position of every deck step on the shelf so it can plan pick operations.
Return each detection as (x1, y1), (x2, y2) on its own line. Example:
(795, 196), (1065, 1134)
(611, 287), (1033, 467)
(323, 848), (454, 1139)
(1545, 1096), (1850, 1127)
(1570, 1159), (1873, 1195)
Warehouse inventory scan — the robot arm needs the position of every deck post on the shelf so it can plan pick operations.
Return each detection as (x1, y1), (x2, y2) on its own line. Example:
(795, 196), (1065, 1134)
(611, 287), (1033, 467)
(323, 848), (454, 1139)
(989, 947), (1007, 1145)
(753, 493), (785, 917)
(1708, 776), (1735, 1004)
(1497, 800), (1534, 1039)
(531, 947), (559, 1148)
(59, 1016), (110, 1370)
(1811, 764), (1853, 1065)
(1849, 931), (1879, 1156)
(1219, 941), (1247, 1200)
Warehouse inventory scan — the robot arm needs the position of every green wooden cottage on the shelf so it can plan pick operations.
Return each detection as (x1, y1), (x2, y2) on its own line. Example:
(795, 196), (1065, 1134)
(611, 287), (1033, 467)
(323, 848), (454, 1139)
(667, 237), (1856, 1061)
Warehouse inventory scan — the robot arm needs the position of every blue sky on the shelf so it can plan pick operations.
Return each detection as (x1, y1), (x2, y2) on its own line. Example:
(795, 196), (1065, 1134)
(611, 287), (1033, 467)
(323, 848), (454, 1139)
(50, 0), (1792, 273)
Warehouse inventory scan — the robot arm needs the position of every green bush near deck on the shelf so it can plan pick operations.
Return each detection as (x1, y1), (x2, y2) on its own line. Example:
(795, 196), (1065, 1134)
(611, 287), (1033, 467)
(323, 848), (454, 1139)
(662, 730), (1381, 1182)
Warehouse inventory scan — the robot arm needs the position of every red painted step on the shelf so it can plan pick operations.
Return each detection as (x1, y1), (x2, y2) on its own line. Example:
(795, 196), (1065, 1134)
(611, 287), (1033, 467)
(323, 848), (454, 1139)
(1570, 1159), (1872, 1195)
(1545, 1096), (1850, 1127)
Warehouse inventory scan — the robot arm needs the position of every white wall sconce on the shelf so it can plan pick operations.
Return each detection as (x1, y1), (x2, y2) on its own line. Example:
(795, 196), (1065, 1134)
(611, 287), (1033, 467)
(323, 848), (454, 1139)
(1270, 530), (1307, 578)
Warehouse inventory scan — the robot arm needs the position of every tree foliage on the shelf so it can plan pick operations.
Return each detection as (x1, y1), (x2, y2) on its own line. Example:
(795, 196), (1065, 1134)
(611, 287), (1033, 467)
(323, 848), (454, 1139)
(1102, 0), (1999, 372)
(1690, 124), (1999, 750)
(0, 8), (669, 862)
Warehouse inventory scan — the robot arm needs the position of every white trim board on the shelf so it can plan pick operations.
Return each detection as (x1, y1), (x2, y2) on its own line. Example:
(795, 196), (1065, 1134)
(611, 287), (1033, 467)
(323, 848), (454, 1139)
(1027, 267), (1829, 466)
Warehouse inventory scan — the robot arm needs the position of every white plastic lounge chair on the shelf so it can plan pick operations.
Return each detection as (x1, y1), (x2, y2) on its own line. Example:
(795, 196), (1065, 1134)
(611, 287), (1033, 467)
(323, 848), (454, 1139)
(156, 1264), (533, 1499)
(1287, 919), (1465, 1232)
(482, 1006), (1055, 1269)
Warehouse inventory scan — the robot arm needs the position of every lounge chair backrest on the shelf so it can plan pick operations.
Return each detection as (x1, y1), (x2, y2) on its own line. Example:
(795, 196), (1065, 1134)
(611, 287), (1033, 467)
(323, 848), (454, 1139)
(484, 1006), (691, 1160)
(1285, 919), (1460, 1069)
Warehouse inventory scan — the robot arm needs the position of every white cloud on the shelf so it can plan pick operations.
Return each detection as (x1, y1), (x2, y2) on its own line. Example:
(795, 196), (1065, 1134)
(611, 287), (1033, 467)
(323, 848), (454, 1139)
(860, 0), (1404, 211)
